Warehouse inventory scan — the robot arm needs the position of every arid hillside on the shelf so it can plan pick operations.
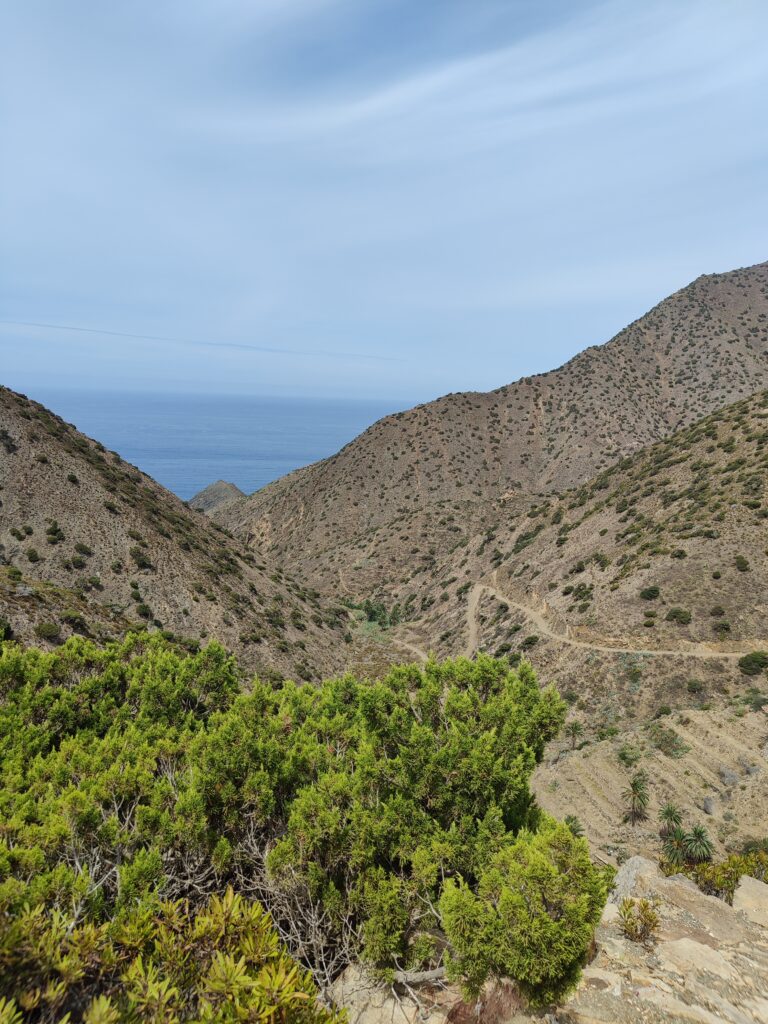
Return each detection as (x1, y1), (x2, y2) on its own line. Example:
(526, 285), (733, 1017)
(0, 387), (348, 679)
(398, 387), (768, 659)
(215, 262), (768, 582)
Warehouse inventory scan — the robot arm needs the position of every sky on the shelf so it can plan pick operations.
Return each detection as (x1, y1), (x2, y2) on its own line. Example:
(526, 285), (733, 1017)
(2, 0), (768, 403)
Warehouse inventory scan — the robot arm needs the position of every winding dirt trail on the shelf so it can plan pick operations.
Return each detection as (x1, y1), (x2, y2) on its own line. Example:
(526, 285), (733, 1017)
(465, 574), (749, 662)
(392, 633), (429, 663)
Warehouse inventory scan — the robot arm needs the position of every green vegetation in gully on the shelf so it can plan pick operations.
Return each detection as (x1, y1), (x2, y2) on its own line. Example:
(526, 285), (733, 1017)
(0, 633), (609, 1020)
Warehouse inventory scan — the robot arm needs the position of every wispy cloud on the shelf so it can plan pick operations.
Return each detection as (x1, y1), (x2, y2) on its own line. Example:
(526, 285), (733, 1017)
(2, 0), (767, 397)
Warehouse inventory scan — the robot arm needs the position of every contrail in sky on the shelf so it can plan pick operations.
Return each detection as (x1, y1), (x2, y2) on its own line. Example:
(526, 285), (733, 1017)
(0, 319), (403, 363)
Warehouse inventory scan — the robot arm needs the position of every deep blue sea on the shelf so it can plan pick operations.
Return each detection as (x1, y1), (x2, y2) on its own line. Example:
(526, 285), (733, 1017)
(32, 390), (403, 501)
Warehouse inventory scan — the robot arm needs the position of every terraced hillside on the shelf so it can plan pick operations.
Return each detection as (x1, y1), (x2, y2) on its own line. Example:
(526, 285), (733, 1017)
(215, 262), (768, 588)
(0, 387), (348, 678)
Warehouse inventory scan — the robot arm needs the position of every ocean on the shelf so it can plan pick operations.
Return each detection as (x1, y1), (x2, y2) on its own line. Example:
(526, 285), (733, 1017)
(31, 390), (403, 501)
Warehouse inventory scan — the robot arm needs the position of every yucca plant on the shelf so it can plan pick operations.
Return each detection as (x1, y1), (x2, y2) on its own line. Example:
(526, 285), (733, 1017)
(662, 826), (687, 868)
(658, 803), (682, 838)
(623, 771), (649, 825)
(564, 815), (584, 837)
(683, 823), (714, 864)
(564, 721), (583, 749)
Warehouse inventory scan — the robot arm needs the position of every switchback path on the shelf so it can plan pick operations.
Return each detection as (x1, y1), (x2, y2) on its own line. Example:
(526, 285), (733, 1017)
(465, 573), (749, 662)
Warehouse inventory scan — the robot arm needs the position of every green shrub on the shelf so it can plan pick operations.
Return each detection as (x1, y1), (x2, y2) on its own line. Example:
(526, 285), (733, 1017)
(130, 546), (153, 570)
(665, 607), (691, 625)
(0, 638), (603, 1006)
(639, 586), (659, 600)
(687, 854), (763, 902)
(25, 549), (40, 564)
(33, 622), (60, 642)
(735, 555), (750, 572)
(440, 819), (609, 1004)
(0, 888), (340, 1024)
(619, 897), (659, 944)
(738, 651), (768, 676)
(61, 609), (88, 633)
(45, 520), (64, 545)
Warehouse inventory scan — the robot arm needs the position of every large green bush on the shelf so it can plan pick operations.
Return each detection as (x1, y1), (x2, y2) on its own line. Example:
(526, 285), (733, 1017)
(0, 634), (606, 1014)
(439, 818), (608, 1004)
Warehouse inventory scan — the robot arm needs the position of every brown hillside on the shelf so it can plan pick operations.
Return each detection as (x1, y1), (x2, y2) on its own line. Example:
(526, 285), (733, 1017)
(0, 387), (348, 679)
(398, 387), (768, 661)
(217, 262), (768, 582)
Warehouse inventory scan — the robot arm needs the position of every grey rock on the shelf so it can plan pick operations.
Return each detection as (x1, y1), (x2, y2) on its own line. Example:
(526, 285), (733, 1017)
(719, 766), (739, 787)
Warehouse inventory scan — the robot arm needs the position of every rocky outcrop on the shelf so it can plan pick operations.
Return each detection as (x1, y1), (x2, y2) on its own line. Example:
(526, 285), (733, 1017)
(733, 873), (768, 930)
(555, 857), (768, 1024)
(188, 479), (245, 513)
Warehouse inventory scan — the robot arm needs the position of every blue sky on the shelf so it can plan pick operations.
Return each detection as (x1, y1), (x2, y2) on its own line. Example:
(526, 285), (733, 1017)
(2, 0), (768, 402)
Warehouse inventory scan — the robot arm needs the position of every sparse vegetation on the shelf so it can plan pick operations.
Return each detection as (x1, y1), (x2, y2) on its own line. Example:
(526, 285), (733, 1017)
(619, 897), (659, 944)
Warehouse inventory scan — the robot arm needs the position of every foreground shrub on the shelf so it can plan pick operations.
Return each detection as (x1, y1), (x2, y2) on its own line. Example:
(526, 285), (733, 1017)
(439, 819), (609, 1005)
(0, 634), (604, 1010)
(0, 887), (340, 1024)
(618, 897), (659, 944)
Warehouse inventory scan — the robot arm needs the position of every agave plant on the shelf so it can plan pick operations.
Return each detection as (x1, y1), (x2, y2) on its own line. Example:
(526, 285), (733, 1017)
(623, 771), (650, 825)
(683, 823), (714, 864)
(662, 826), (687, 868)
(658, 803), (683, 838)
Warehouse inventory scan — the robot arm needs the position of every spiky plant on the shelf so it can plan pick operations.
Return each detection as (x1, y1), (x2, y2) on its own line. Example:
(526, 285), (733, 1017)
(662, 826), (687, 868)
(658, 803), (683, 838)
(565, 721), (583, 750)
(683, 823), (714, 864)
(622, 771), (649, 825)
(564, 814), (584, 837)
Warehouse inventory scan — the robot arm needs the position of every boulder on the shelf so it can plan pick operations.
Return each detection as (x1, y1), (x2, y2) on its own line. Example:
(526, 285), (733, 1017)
(732, 874), (768, 929)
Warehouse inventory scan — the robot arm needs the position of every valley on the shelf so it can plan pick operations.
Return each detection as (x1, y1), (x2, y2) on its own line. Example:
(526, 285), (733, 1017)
(3, 262), (768, 1024)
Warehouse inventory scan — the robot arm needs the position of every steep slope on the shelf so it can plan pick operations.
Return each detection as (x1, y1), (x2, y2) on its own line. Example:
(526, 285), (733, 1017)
(409, 387), (768, 657)
(217, 262), (768, 587)
(0, 387), (348, 678)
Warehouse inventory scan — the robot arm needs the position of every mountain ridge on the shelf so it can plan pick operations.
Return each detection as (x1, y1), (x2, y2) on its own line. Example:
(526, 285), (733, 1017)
(211, 261), (768, 600)
(0, 386), (348, 678)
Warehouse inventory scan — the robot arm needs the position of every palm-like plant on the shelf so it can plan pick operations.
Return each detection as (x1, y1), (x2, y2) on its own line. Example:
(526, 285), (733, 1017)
(662, 826), (687, 868)
(683, 823), (714, 864)
(565, 721), (583, 750)
(658, 803), (683, 838)
(623, 771), (649, 825)
(564, 814), (584, 837)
